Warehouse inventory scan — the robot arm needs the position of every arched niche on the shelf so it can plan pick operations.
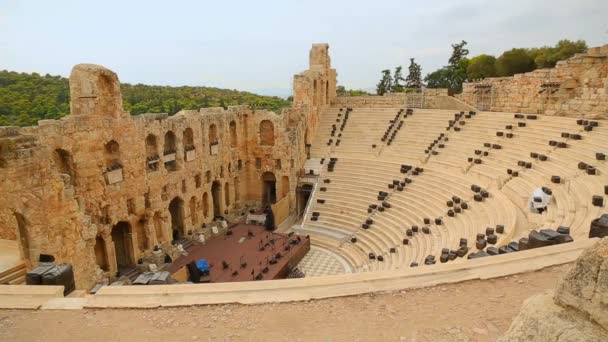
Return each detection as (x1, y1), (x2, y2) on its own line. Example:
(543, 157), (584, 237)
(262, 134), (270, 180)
(259, 120), (275, 146)
(229, 120), (237, 147)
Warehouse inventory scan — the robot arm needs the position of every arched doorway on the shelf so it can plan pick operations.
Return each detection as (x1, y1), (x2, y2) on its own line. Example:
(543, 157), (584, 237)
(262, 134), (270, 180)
(211, 181), (222, 218)
(111, 221), (134, 270)
(202, 192), (210, 218)
(262, 172), (277, 204)
(169, 197), (185, 240)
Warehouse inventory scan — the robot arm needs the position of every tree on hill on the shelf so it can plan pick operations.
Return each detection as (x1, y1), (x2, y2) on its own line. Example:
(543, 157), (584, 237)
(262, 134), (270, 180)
(376, 69), (393, 95)
(466, 54), (497, 80)
(528, 39), (587, 69)
(0, 70), (291, 127)
(391, 66), (405, 92)
(496, 48), (536, 76)
(405, 58), (423, 89)
(425, 40), (469, 92)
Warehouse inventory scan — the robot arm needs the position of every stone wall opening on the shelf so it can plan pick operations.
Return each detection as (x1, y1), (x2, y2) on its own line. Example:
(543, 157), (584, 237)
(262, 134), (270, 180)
(225, 181), (230, 208)
(211, 181), (222, 218)
(94, 236), (109, 271)
(169, 197), (185, 240)
(259, 120), (275, 146)
(104, 140), (121, 169)
(297, 184), (313, 217)
(111, 221), (134, 271)
(163, 131), (177, 171)
(229, 120), (237, 147)
(52, 148), (76, 186)
(183, 128), (194, 150)
(202, 192), (210, 219)
(189, 196), (198, 227)
(313, 79), (318, 106)
(209, 124), (218, 155)
(262, 172), (277, 204)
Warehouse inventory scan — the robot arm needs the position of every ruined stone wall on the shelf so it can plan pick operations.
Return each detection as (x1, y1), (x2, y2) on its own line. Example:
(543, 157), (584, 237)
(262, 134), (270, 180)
(461, 44), (608, 119)
(0, 44), (334, 289)
(330, 89), (473, 110)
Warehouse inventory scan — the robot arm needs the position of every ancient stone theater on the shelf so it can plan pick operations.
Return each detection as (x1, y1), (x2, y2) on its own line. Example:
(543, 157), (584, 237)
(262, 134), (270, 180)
(0, 44), (607, 331)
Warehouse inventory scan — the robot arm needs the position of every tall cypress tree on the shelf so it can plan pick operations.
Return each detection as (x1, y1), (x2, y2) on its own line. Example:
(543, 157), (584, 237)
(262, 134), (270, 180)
(405, 58), (423, 89)
(376, 69), (393, 95)
(392, 66), (405, 92)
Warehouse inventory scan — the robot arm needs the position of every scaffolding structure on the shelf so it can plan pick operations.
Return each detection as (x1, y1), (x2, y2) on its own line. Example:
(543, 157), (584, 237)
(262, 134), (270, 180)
(406, 87), (425, 108)
(538, 82), (561, 113)
(473, 84), (493, 111)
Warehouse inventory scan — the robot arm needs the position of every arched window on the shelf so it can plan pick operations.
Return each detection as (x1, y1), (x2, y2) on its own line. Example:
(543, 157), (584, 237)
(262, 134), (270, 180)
(163, 131), (177, 171)
(183, 128), (194, 150)
(229, 121), (237, 147)
(259, 120), (275, 146)
(104, 140), (121, 170)
(209, 124), (218, 155)
(145, 134), (159, 171)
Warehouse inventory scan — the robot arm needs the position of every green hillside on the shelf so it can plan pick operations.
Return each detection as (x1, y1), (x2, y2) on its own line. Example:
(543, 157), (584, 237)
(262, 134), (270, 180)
(0, 70), (292, 127)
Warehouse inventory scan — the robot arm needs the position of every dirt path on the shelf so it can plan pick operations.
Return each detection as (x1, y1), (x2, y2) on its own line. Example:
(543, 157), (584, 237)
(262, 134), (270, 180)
(0, 264), (569, 342)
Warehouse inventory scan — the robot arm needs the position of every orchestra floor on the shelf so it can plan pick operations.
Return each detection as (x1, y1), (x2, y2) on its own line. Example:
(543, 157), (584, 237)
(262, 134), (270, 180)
(0, 264), (570, 341)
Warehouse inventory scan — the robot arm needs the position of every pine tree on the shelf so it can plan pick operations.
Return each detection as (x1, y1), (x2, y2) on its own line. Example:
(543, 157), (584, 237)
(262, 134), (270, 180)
(376, 69), (393, 95)
(405, 58), (423, 89)
(391, 66), (405, 92)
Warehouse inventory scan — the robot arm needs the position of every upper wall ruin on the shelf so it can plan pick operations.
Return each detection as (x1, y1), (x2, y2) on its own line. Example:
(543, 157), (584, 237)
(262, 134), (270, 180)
(460, 44), (608, 119)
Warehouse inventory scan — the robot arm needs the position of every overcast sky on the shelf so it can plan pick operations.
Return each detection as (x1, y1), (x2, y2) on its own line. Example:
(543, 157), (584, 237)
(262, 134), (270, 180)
(1, 0), (607, 96)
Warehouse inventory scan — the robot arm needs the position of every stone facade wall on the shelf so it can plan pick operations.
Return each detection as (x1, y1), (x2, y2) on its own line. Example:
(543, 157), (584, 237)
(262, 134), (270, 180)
(461, 44), (608, 119)
(0, 44), (335, 290)
(331, 89), (473, 111)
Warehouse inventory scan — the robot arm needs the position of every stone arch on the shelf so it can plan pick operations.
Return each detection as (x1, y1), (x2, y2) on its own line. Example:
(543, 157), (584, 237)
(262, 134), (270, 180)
(183, 128), (194, 149)
(202, 192), (210, 218)
(145, 134), (158, 158)
(94, 235), (109, 271)
(163, 131), (177, 171)
(111, 221), (134, 270)
(225, 181), (231, 207)
(280, 175), (290, 199)
(169, 197), (185, 240)
(69, 64), (124, 117)
(259, 120), (275, 146)
(209, 124), (218, 145)
(104, 140), (121, 169)
(262, 172), (277, 204)
(229, 120), (237, 147)
(189, 196), (198, 227)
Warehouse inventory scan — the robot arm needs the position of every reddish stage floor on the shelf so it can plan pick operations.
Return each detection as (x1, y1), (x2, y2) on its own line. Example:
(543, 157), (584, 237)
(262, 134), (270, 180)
(167, 224), (310, 283)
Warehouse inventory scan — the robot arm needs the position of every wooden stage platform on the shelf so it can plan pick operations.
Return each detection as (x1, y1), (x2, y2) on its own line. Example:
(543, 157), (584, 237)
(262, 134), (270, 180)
(167, 225), (310, 283)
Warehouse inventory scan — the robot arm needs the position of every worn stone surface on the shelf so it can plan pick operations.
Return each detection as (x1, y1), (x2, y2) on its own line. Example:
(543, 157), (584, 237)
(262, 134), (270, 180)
(0, 44), (336, 290)
(461, 44), (608, 118)
(554, 238), (608, 330)
(500, 238), (608, 341)
(498, 292), (608, 342)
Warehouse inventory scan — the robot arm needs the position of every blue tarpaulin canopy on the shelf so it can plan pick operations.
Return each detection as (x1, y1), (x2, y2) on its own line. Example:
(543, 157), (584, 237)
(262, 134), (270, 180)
(196, 259), (209, 272)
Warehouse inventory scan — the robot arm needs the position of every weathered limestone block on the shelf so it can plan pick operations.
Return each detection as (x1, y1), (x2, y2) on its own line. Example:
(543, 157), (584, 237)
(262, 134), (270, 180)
(554, 238), (608, 330)
(499, 292), (608, 342)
